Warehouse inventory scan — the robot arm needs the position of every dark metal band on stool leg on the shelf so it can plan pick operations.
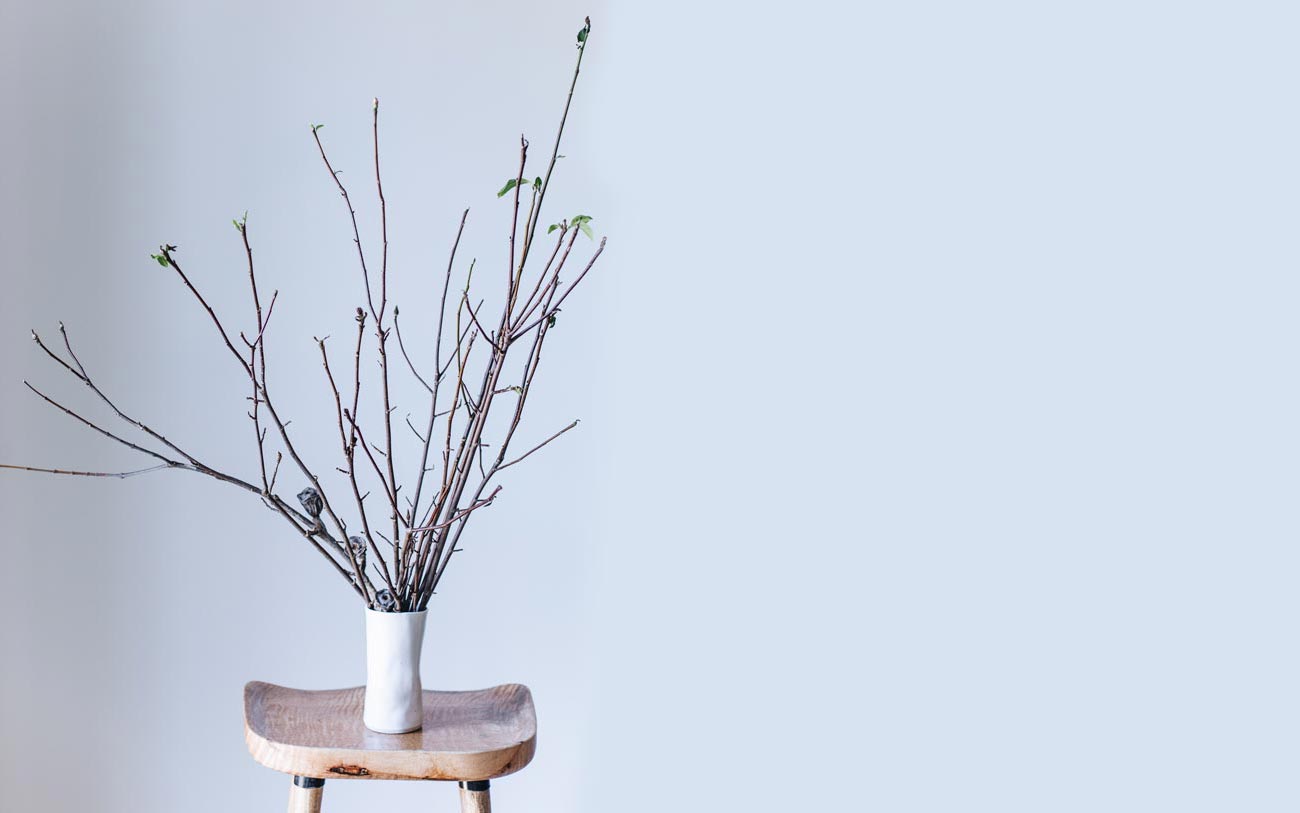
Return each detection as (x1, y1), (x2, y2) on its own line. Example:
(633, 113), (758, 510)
(459, 779), (492, 813)
(288, 775), (326, 813)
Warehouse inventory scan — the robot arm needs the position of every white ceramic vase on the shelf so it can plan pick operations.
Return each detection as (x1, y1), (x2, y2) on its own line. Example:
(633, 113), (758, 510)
(363, 609), (428, 734)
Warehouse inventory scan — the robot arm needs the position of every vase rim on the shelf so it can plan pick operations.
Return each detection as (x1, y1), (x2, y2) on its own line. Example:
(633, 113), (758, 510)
(364, 607), (429, 617)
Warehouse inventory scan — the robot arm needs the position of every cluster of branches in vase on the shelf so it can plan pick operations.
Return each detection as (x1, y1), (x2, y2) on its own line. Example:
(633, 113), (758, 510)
(1, 20), (604, 612)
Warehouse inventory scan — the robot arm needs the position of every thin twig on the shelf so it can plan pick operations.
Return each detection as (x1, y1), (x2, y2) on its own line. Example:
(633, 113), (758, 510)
(0, 463), (175, 478)
(404, 415), (427, 443)
(520, 17), (592, 273)
(319, 335), (391, 596)
(312, 129), (378, 319)
(393, 309), (433, 394)
(22, 381), (178, 466)
(410, 485), (502, 533)
(512, 237), (605, 340)
(496, 419), (579, 472)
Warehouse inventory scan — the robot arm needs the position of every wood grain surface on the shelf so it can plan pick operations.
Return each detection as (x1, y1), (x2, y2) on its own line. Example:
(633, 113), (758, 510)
(244, 682), (536, 781)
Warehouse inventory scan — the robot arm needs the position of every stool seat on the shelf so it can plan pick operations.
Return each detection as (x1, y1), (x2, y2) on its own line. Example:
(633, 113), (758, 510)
(243, 681), (537, 782)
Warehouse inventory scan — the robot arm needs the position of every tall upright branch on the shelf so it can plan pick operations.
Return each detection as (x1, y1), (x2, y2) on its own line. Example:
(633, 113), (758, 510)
(408, 210), (468, 537)
(371, 99), (403, 578)
(312, 127), (378, 320)
(520, 17), (592, 274)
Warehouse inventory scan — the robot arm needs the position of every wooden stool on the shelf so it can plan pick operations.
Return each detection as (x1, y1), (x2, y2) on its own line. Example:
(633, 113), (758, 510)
(244, 681), (537, 812)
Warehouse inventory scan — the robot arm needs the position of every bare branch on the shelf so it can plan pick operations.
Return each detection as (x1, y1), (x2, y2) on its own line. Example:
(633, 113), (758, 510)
(39, 326), (208, 471)
(512, 225), (569, 329)
(512, 237), (605, 340)
(462, 290), (500, 351)
(520, 16), (593, 274)
(158, 247), (253, 378)
(318, 334), (391, 595)
(393, 308), (433, 394)
(343, 407), (400, 517)
(374, 98), (390, 320)
(496, 419), (579, 472)
(0, 463), (175, 478)
(410, 485), (502, 534)
(312, 128), (378, 320)
(404, 415), (427, 444)
(22, 380), (179, 466)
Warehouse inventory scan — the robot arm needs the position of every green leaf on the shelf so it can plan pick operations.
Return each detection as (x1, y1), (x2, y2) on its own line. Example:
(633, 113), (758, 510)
(150, 253), (168, 267)
(311, 123), (324, 133)
(547, 314), (558, 328)
(577, 27), (588, 43)
(233, 219), (241, 231)
(533, 176), (542, 190)
(579, 222), (594, 239)
(571, 214), (592, 225)
(497, 178), (520, 198)
(547, 224), (560, 234)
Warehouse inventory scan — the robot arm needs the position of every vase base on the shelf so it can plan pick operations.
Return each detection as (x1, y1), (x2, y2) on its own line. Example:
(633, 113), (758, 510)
(361, 718), (421, 733)
(363, 722), (424, 734)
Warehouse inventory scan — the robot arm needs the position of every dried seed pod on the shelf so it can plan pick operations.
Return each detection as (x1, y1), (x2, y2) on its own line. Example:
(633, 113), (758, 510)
(375, 589), (399, 612)
(348, 535), (366, 569)
(297, 487), (323, 519)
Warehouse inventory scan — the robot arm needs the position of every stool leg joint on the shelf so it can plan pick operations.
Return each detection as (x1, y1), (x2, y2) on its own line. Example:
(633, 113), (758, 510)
(459, 780), (490, 792)
(294, 776), (325, 789)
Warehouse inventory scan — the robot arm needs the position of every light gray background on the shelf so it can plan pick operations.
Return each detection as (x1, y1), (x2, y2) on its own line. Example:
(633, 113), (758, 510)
(2, 1), (1297, 811)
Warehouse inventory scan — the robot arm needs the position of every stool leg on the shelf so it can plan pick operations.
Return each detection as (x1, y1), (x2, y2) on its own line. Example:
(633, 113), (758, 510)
(458, 780), (491, 813)
(288, 776), (325, 813)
